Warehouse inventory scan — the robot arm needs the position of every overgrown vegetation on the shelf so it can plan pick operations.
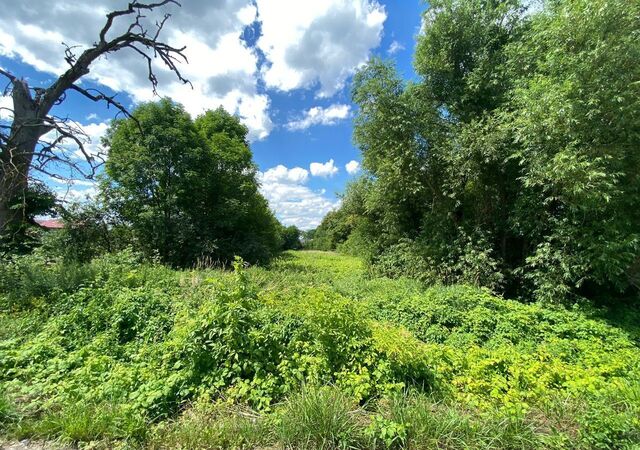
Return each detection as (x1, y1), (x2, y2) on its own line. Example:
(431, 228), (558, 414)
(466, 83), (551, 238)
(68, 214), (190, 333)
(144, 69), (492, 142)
(102, 100), (283, 266)
(308, 0), (640, 304)
(1, 251), (638, 448)
(0, 0), (638, 448)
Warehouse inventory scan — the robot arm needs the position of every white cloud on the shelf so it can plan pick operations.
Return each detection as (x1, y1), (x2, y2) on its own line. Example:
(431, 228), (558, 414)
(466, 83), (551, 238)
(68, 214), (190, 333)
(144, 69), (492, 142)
(345, 160), (360, 174)
(52, 184), (98, 203)
(258, 165), (339, 229)
(286, 104), (350, 131)
(0, 1), (388, 138)
(0, 1), (272, 141)
(86, 113), (98, 121)
(0, 95), (13, 121)
(387, 40), (405, 55)
(261, 164), (309, 184)
(310, 159), (339, 178)
(256, 0), (386, 97)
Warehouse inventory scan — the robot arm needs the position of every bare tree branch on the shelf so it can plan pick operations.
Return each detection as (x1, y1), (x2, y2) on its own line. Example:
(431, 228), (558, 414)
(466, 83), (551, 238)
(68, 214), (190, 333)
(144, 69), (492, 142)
(70, 85), (131, 119)
(1, 1), (190, 231)
(0, 68), (16, 84)
(40, 0), (189, 113)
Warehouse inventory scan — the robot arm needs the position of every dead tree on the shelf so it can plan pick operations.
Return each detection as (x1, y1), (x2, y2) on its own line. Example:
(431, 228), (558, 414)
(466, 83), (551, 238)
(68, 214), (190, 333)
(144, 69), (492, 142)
(0, 0), (190, 233)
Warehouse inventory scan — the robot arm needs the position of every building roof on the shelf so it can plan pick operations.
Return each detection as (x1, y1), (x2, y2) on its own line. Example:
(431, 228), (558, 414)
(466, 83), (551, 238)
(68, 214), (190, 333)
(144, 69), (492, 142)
(35, 218), (65, 229)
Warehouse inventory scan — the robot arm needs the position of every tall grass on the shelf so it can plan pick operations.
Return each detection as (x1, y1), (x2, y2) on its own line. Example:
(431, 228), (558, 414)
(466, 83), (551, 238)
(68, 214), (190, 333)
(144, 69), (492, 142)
(277, 385), (363, 449)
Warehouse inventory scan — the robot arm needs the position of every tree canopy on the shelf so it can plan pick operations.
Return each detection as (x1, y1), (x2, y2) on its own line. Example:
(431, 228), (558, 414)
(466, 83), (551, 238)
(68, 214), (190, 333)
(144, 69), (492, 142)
(316, 0), (640, 302)
(103, 99), (281, 267)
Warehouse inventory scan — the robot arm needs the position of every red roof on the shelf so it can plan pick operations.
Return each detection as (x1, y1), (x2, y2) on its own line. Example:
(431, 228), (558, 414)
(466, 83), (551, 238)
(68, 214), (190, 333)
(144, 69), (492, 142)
(35, 218), (65, 229)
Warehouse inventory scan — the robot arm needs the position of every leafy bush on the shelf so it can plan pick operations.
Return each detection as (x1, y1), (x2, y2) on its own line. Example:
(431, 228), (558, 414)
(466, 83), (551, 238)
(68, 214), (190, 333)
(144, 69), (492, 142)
(1, 251), (638, 448)
(370, 239), (436, 284)
(37, 201), (133, 263)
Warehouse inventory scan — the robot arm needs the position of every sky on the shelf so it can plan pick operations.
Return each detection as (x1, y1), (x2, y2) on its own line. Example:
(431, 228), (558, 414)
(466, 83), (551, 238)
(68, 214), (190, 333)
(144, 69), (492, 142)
(0, 0), (426, 230)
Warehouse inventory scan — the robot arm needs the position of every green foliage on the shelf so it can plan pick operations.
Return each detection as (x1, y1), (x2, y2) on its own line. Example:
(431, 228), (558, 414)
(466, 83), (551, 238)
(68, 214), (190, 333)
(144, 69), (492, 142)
(21, 401), (147, 444)
(277, 385), (361, 449)
(0, 254), (98, 311)
(1, 251), (638, 448)
(305, 177), (375, 256)
(103, 99), (280, 267)
(147, 403), (269, 449)
(38, 200), (132, 263)
(0, 182), (57, 256)
(305, 210), (350, 251)
(0, 388), (16, 431)
(336, 0), (640, 303)
(365, 414), (408, 449)
(280, 224), (302, 250)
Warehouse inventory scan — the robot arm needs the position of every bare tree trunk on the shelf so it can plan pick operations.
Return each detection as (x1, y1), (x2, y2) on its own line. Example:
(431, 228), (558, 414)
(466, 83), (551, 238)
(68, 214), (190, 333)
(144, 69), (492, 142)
(0, 79), (46, 233)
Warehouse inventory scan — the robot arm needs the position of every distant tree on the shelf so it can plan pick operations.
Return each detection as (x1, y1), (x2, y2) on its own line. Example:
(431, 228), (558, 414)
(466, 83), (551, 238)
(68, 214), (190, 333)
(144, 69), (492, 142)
(0, 1), (188, 235)
(306, 210), (351, 251)
(0, 182), (56, 256)
(280, 225), (302, 250)
(104, 100), (280, 266)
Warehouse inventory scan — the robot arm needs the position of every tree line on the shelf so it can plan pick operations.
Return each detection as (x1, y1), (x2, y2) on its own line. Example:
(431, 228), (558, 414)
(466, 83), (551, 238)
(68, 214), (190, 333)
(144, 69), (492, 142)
(307, 0), (640, 303)
(2, 99), (303, 266)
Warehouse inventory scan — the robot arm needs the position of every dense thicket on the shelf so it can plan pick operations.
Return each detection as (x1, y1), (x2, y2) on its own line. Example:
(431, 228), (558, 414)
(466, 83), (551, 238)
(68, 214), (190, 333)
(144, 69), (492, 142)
(316, 0), (640, 302)
(102, 100), (282, 266)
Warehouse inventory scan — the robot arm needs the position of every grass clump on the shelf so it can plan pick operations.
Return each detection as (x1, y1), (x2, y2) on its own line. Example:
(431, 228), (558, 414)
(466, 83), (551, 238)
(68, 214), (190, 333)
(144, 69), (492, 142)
(0, 388), (17, 432)
(147, 403), (268, 450)
(276, 385), (362, 449)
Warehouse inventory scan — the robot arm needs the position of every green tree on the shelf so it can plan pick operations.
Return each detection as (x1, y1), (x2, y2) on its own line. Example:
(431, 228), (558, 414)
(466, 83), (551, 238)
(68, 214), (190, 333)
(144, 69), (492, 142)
(194, 107), (282, 264)
(341, 0), (640, 302)
(104, 100), (280, 266)
(280, 225), (302, 250)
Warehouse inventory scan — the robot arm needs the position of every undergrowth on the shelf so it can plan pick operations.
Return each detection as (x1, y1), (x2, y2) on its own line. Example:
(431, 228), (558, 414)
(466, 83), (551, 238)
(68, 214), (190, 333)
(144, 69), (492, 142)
(0, 250), (638, 448)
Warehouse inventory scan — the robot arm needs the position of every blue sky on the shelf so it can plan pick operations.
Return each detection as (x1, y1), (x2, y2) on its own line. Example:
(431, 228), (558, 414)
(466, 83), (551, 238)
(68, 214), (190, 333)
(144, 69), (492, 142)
(0, 1), (426, 229)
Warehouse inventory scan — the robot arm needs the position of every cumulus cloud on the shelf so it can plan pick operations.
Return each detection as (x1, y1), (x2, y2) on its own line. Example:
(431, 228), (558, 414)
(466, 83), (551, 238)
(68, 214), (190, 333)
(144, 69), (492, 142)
(345, 160), (360, 174)
(0, 0), (272, 141)
(286, 104), (350, 131)
(261, 164), (309, 184)
(258, 165), (339, 229)
(0, 1), (388, 138)
(310, 159), (339, 178)
(256, 0), (386, 97)
(387, 40), (405, 55)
